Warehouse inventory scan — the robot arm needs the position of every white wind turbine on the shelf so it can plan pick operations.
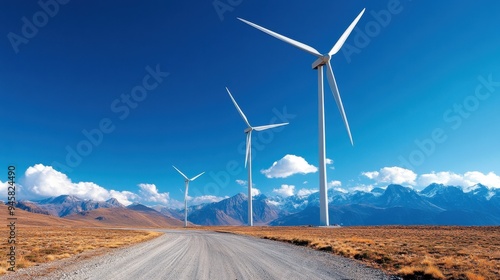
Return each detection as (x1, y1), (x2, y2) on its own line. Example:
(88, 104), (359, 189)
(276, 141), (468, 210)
(226, 87), (288, 226)
(172, 165), (205, 227)
(238, 9), (365, 226)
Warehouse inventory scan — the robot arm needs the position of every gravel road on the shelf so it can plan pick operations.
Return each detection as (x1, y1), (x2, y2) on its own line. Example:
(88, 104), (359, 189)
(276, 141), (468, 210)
(5, 230), (394, 280)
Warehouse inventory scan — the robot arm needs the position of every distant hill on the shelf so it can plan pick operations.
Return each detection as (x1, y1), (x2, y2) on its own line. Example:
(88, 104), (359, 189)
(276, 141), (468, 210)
(16, 200), (51, 215)
(0, 204), (93, 227)
(66, 203), (184, 228)
(30, 195), (124, 217)
(14, 196), (184, 228)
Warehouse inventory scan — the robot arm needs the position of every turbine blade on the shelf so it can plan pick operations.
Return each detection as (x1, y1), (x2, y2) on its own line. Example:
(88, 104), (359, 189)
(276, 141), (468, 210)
(172, 165), (189, 180)
(190, 172), (205, 181)
(245, 132), (251, 168)
(238, 18), (322, 58)
(253, 122), (289, 131)
(226, 87), (252, 128)
(326, 62), (354, 145)
(329, 8), (366, 56)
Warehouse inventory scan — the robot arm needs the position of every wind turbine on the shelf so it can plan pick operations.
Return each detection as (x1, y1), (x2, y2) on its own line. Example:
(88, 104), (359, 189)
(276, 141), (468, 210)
(172, 165), (204, 227)
(238, 9), (365, 226)
(226, 87), (288, 226)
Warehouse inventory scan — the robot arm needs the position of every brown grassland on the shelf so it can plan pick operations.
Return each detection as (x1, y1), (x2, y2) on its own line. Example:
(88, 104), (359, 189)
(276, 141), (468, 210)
(0, 226), (162, 275)
(200, 226), (500, 280)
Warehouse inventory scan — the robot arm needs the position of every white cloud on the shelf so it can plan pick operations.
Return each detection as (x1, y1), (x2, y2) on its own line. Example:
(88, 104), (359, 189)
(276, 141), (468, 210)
(261, 154), (317, 178)
(109, 190), (138, 206)
(297, 188), (318, 197)
(326, 158), (335, 170)
(349, 185), (375, 193)
(303, 181), (308, 185)
(0, 181), (8, 200)
(362, 171), (379, 180)
(10, 164), (223, 208)
(236, 179), (247, 186)
(328, 180), (342, 188)
(363, 166), (417, 185)
(334, 187), (348, 194)
(417, 171), (465, 187)
(464, 171), (500, 188)
(272, 184), (295, 197)
(138, 183), (171, 204)
(189, 195), (228, 205)
(251, 187), (260, 197)
(418, 171), (500, 189)
(22, 164), (110, 201)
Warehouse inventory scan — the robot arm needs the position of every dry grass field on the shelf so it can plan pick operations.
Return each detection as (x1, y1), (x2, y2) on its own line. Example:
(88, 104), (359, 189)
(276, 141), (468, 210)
(205, 226), (500, 280)
(0, 227), (162, 275)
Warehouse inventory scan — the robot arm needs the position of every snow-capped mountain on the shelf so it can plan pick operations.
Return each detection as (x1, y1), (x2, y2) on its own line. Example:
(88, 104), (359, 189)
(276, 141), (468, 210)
(22, 195), (124, 217)
(270, 184), (500, 226)
(13, 183), (500, 226)
(188, 193), (280, 225)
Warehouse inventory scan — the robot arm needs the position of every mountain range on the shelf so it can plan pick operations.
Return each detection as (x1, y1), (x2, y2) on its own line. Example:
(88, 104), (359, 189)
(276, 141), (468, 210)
(12, 183), (500, 226)
(15, 195), (183, 227)
(271, 183), (500, 226)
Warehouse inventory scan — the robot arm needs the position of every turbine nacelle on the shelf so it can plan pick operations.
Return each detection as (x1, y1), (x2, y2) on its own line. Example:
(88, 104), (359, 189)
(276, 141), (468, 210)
(312, 54), (331, 70)
(244, 127), (252, 133)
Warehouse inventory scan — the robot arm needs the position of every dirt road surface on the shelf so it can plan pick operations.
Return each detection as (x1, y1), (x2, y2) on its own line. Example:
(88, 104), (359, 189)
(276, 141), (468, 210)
(4, 230), (394, 280)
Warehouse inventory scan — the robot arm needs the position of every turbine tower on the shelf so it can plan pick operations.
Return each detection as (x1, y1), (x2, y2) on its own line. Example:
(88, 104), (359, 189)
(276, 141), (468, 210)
(172, 165), (204, 227)
(238, 9), (365, 226)
(226, 87), (288, 226)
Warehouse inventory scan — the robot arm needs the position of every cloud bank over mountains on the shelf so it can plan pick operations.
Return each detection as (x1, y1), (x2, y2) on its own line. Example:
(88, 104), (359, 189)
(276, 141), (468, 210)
(361, 166), (500, 190)
(7, 164), (226, 208)
(3, 162), (499, 207)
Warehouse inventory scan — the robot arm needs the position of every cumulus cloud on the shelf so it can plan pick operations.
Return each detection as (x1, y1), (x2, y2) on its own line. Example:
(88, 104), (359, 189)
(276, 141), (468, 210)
(326, 158), (335, 170)
(0, 181), (8, 200)
(272, 184), (295, 197)
(138, 183), (171, 204)
(251, 187), (260, 197)
(362, 171), (379, 180)
(297, 188), (318, 197)
(17, 164), (183, 207)
(303, 181), (308, 185)
(333, 187), (348, 194)
(418, 171), (500, 189)
(350, 185), (375, 193)
(109, 190), (138, 206)
(328, 180), (342, 188)
(236, 179), (247, 186)
(362, 167), (417, 185)
(188, 195), (228, 205)
(22, 164), (111, 201)
(362, 166), (500, 190)
(261, 155), (317, 178)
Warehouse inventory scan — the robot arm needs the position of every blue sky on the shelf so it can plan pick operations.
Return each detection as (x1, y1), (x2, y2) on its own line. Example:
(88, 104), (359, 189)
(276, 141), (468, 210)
(1, 0), (500, 206)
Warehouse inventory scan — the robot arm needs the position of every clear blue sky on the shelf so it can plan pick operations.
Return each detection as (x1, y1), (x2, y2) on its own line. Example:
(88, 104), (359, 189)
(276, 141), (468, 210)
(1, 1), (500, 206)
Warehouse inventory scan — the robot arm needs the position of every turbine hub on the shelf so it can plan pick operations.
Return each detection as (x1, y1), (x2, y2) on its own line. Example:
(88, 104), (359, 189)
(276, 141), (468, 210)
(244, 127), (252, 133)
(312, 54), (331, 69)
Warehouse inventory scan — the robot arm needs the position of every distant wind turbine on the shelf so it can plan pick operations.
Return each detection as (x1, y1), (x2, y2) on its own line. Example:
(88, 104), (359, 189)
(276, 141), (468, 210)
(238, 9), (365, 226)
(226, 87), (288, 226)
(172, 165), (204, 227)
